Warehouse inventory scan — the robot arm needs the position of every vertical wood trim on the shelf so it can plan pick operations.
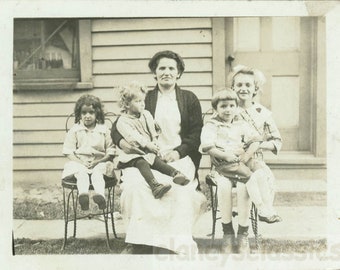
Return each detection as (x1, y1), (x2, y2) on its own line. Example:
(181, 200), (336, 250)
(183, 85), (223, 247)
(259, 18), (272, 110)
(314, 17), (326, 158)
(212, 18), (226, 93)
(78, 20), (92, 83)
(261, 17), (272, 51)
(299, 17), (312, 151)
(225, 18), (233, 87)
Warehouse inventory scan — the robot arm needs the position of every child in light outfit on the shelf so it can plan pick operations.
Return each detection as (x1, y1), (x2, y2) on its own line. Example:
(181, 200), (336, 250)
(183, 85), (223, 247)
(62, 95), (115, 211)
(200, 89), (281, 223)
(115, 82), (190, 199)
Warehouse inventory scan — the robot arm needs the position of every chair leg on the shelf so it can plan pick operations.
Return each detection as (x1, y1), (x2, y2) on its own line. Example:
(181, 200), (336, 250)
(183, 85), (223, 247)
(61, 187), (68, 250)
(110, 186), (118, 239)
(209, 185), (217, 247)
(71, 189), (78, 238)
(250, 202), (260, 251)
(103, 207), (111, 250)
(62, 187), (77, 250)
(212, 186), (218, 243)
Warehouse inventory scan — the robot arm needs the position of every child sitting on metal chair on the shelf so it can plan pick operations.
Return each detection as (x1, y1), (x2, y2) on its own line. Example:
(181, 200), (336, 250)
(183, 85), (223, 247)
(62, 94), (116, 211)
(200, 89), (281, 253)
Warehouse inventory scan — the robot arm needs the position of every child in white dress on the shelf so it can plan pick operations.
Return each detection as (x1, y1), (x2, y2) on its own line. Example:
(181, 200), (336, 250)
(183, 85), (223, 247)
(62, 94), (115, 210)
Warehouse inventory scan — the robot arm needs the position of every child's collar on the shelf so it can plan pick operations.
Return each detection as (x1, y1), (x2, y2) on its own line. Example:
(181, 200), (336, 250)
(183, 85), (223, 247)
(76, 121), (107, 133)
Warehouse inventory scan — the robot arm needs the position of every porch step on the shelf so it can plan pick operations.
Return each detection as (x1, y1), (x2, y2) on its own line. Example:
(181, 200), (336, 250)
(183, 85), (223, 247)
(275, 179), (326, 193)
(274, 179), (326, 206)
(269, 167), (326, 180)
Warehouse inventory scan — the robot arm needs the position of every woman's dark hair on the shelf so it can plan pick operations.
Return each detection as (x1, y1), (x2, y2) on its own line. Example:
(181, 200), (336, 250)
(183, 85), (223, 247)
(148, 50), (185, 78)
(74, 94), (105, 124)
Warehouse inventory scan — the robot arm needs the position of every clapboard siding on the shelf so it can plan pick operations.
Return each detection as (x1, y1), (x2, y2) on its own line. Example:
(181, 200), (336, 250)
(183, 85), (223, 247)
(13, 100), (212, 131)
(92, 18), (212, 32)
(13, 86), (213, 103)
(13, 18), (214, 183)
(94, 73), (212, 88)
(14, 131), (66, 144)
(13, 102), (120, 117)
(14, 157), (67, 170)
(13, 101), (211, 119)
(93, 44), (212, 60)
(92, 30), (212, 46)
(93, 58), (212, 74)
(14, 144), (63, 157)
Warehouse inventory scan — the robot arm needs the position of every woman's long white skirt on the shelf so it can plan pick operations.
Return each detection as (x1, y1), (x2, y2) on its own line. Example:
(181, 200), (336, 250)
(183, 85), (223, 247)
(120, 156), (206, 255)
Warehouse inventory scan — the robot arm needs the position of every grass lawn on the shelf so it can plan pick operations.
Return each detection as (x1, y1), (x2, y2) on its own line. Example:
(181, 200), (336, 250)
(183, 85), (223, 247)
(13, 182), (326, 220)
(13, 237), (326, 255)
(13, 181), (327, 255)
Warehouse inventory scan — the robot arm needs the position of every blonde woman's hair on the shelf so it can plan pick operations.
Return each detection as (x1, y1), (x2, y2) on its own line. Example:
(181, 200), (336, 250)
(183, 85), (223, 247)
(227, 65), (266, 97)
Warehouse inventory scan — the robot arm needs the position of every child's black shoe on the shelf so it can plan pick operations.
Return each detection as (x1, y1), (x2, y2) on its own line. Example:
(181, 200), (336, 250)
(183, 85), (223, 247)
(173, 171), (190, 186)
(79, 193), (89, 211)
(221, 234), (236, 253)
(152, 183), (172, 199)
(93, 193), (106, 210)
(236, 232), (250, 254)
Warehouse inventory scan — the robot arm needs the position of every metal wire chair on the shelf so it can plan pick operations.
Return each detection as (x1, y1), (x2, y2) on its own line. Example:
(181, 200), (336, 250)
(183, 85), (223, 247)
(61, 112), (119, 250)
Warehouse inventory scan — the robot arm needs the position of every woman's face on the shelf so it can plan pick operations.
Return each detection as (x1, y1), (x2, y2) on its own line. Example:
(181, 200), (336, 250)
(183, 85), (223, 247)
(154, 57), (179, 88)
(233, 73), (256, 102)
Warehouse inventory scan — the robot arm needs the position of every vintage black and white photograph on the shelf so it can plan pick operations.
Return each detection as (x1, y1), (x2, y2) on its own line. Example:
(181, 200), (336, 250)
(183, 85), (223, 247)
(2, 0), (340, 269)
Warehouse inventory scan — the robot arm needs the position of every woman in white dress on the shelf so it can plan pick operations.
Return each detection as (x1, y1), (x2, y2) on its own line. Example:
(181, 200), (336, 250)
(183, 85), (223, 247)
(111, 50), (205, 254)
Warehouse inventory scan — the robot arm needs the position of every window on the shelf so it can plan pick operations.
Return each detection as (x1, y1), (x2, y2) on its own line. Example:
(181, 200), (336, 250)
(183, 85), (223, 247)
(13, 19), (92, 90)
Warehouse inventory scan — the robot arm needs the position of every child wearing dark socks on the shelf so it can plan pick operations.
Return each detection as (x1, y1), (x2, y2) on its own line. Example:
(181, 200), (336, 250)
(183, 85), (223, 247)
(116, 83), (190, 199)
(221, 222), (250, 253)
(221, 222), (236, 253)
(237, 225), (250, 254)
(118, 156), (188, 199)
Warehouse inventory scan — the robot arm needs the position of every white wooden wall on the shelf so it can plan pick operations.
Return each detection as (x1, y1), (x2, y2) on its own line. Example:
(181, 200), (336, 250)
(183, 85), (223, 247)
(13, 18), (214, 185)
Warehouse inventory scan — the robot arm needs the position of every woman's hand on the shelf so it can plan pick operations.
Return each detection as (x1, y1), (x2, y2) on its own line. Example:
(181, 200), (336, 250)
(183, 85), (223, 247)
(223, 153), (239, 163)
(239, 153), (251, 164)
(259, 141), (275, 151)
(119, 139), (146, 155)
(146, 141), (160, 154)
(162, 150), (180, 163)
(87, 160), (99, 169)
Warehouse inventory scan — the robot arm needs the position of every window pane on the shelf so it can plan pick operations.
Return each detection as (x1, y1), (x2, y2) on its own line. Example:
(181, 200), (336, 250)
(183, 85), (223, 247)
(13, 19), (79, 79)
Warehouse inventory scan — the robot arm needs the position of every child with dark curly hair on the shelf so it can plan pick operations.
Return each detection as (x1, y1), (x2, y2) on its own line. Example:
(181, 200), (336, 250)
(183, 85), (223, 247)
(62, 94), (115, 211)
(115, 82), (190, 199)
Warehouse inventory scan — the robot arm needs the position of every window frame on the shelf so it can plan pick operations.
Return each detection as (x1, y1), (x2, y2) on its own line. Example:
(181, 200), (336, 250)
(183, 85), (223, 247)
(13, 19), (93, 91)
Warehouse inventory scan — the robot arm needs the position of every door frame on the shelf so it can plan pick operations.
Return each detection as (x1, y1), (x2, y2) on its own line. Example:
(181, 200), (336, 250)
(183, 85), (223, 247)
(211, 16), (326, 160)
